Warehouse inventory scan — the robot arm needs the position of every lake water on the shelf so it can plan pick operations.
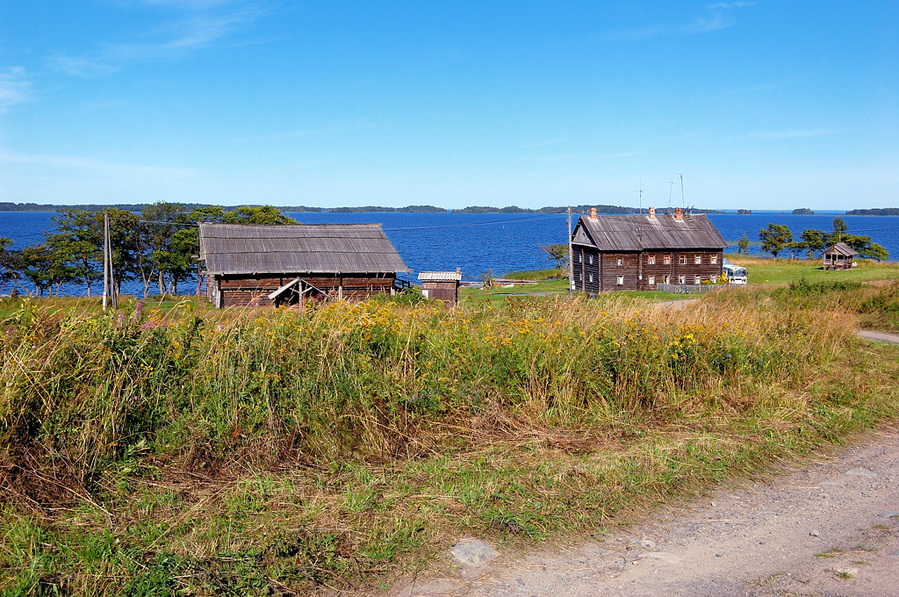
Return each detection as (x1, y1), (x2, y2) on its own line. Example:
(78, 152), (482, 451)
(2, 210), (898, 296)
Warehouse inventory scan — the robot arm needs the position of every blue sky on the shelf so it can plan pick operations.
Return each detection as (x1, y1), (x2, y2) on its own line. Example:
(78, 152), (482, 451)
(0, 1), (896, 210)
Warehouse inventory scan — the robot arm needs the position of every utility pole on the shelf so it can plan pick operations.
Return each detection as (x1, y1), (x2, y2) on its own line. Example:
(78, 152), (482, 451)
(102, 211), (109, 311)
(103, 211), (117, 309)
(567, 206), (574, 296)
(195, 255), (202, 304)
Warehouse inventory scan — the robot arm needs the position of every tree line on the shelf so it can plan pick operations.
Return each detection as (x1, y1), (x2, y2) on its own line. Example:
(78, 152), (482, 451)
(754, 217), (889, 260)
(0, 204), (296, 298)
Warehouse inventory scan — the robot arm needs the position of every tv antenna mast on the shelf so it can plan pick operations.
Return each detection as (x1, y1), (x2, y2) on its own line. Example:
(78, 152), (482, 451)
(634, 177), (644, 214)
(668, 181), (675, 212)
(679, 173), (685, 208)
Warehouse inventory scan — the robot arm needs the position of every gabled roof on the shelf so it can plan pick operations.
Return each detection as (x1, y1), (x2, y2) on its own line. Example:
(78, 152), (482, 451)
(572, 213), (728, 251)
(823, 242), (860, 257)
(199, 223), (412, 276)
(418, 271), (462, 282)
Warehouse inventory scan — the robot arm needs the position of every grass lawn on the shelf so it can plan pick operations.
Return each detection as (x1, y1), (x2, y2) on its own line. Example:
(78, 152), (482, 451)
(730, 256), (899, 286)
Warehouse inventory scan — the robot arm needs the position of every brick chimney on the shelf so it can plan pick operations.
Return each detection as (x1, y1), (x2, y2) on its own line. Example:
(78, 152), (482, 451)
(648, 206), (656, 219)
(589, 207), (597, 221)
(674, 207), (683, 221)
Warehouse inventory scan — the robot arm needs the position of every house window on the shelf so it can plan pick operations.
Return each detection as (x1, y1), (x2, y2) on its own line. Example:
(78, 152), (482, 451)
(616, 276), (624, 286)
(664, 255), (671, 265)
(648, 275), (655, 285)
(678, 275), (686, 284)
(647, 255), (656, 265)
(664, 275), (671, 284)
(579, 252), (583, 263)
(694, 255), (702, 265)
(588, 273), (593, 283)
(616, 257), (623, 266)
(711, 255), (718, 264)
(694, 275), (701, 285)
(588, 254), (593, 265)
(679, 255), (687, 265)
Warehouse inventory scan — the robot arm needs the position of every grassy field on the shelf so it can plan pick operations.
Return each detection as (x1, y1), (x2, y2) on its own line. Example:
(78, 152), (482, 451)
(463, 258), (899, 303)
(731, 256), (899, 286)
(1, 281), (899, 595)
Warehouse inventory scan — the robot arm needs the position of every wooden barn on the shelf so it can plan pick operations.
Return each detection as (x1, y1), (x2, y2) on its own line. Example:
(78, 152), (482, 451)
(570, 207), (728, 293)
(199, 223), (412, 308)
(418, 270), (462, 307)
(822, 242), (859, 270)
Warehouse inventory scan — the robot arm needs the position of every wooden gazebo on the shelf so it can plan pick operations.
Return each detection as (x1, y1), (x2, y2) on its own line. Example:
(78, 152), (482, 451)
(823, 242), (859, 270)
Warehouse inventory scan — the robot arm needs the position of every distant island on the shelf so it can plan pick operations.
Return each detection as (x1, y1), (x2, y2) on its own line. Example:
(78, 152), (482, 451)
(792, 208), (814, 215)
(845, 208), (899, 216)
(322, 205), (445, 213)
(0, 201), (725, 214)
(0, 202), (328, 213)
(737, 209), (753, 214)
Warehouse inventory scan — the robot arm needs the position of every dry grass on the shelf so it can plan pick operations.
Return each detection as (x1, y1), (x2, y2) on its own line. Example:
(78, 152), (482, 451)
(1, 284), (898, 595)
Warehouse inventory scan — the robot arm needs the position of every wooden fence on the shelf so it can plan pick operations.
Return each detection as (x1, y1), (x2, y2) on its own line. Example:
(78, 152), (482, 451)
(657, 283), (725, 295)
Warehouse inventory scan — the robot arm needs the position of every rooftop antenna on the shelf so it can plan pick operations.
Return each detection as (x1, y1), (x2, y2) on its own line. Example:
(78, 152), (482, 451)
(668, 181), (675, 212)
(679, 173), (685, 208)
(634, 177), (644, 214)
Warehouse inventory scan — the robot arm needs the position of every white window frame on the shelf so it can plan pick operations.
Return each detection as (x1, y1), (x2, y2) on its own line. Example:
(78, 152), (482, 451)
(664, 255), (671, 265)
(694, 255), (702, 265)
(616, 257), (623, 266)
(679, 255), (687, 265)
(648, 275), (655, 285)
(616, 275), (624, 286)
(694, 275), (702, 285)
(647, 255), (656, 265)
(588, 273), (593, 283)
(711, 255), (718, 264)
(678, 275), (686, 284)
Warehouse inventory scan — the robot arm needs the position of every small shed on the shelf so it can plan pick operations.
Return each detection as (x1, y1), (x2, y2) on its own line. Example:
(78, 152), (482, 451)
(418, 270), (462, 306)
(823, 242), (859, 270)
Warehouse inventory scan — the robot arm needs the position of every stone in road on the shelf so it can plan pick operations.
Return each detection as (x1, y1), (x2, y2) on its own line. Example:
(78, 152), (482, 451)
(386, 426), (899, 596)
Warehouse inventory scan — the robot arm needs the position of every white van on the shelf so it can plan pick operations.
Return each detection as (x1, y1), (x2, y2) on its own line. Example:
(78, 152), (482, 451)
(722, 259), (747, 285)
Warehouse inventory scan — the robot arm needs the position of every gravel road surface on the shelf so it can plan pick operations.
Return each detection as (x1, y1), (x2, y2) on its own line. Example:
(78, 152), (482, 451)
(387, 428), (899, 597)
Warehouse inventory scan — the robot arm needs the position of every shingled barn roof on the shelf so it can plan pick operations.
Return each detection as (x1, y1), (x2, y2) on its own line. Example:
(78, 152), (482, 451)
(572, 212), (728, 252)
(199, 223), (412, 276)
(823, 242), (860, 257)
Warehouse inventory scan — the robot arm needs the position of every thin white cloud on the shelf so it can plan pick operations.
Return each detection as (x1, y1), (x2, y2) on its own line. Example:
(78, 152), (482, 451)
(48, 1), (273, 76)
(46, 54), (120, 77)
(534, 151), (636, 162)
(0, 151), (198, 177)
(607, 2), (753, 41)
(518, 138), (570, 150)
(250, 122), (378, 141)
(141, 0), (238, 8)
(706, 2), (757, 9)
(0, 67), (32, 110)
(748, 129), (838, 140)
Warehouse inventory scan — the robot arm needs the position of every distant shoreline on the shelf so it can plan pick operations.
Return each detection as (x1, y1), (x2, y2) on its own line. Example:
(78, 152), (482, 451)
(0, 202), (779, 215)
(1, 201), (897, 216)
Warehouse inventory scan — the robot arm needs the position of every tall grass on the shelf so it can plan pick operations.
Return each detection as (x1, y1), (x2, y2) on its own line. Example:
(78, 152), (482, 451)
(1, 286), (897, 595)
(1, 294), (840, 478)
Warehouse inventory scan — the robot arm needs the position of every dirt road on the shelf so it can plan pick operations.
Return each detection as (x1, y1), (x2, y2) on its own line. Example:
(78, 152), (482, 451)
(389, 425), (899, 597)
